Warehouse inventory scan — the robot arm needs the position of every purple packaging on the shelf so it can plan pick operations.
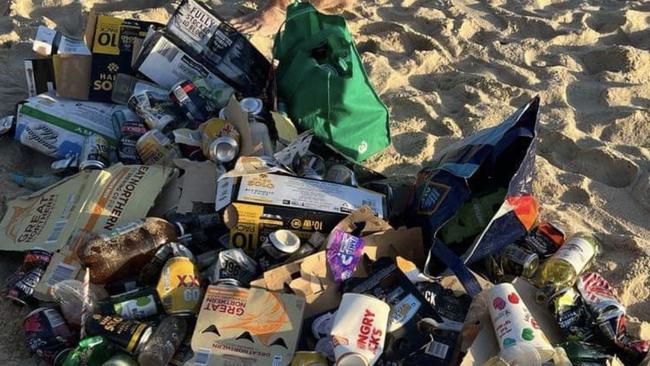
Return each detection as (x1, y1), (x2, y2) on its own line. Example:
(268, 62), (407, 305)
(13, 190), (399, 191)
(326, 229), (365, 283)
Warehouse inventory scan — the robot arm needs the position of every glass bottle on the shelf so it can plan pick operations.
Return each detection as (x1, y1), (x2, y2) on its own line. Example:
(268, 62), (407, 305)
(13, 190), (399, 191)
(535, 233), (599, 302)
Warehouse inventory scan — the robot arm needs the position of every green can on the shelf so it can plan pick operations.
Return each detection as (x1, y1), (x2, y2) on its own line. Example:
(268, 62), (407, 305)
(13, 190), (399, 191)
(61, 336), (112, 366)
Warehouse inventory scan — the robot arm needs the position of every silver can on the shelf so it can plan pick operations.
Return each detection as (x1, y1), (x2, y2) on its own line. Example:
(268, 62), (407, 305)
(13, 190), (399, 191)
(208, 136), (239, 163)
(79, 134), (111, 170)
(210, 248), (257, 285)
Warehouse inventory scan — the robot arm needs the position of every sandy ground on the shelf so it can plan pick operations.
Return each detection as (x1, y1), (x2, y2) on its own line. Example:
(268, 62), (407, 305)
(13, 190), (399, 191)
(0, 0), (648, 364)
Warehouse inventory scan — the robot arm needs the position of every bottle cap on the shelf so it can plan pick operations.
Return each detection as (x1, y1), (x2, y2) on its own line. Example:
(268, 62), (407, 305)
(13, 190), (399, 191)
(269, 230), (301, 254)
(239, 98), (263, 116)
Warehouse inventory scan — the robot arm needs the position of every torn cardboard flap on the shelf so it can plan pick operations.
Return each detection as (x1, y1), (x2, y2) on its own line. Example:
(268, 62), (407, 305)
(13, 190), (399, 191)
(0, 164), (175, 300)
(223, 96), (254, 155)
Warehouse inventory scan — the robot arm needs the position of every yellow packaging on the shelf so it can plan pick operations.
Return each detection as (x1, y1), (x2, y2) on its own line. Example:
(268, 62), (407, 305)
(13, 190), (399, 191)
(157, 256), (203, 315)
(191, 284), (305, 366)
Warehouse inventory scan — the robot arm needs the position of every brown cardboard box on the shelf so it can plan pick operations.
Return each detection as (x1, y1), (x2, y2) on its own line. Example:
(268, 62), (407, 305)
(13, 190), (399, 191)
(191, 285), (305, 366)
(250, 207), (425, 318)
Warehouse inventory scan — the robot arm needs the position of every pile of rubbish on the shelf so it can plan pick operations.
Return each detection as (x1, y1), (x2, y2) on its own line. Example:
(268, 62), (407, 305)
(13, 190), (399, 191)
(0, 0), (648, 366)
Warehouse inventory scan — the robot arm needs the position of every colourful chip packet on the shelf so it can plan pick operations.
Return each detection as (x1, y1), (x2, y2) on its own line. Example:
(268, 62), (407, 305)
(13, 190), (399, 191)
(326, 229), (365, 283)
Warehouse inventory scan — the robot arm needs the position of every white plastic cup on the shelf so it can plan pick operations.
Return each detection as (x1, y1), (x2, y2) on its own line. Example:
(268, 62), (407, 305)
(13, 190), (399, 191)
(330, 293), (390, 366)
(487, 283), (554, 364)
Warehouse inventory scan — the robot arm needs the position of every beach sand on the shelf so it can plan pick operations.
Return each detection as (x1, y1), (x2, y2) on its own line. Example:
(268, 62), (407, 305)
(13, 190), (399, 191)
(0, 0), (648, 364)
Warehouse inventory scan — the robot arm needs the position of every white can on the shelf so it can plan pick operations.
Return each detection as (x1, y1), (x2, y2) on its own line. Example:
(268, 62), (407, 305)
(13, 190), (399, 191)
(330, 293), (389, 366)
(487, 283), (554, 364)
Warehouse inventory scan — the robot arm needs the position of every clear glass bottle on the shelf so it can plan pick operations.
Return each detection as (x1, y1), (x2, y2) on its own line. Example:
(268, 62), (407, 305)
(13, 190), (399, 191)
(535, 233), (599, 302)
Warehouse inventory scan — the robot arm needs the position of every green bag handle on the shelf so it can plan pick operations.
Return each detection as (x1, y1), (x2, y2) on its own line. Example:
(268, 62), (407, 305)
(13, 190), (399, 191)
(272, 2), (321, 60)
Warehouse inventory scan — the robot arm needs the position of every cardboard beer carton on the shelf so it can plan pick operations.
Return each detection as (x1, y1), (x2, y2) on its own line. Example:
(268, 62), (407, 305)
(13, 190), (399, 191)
(165, 0), (271, 98)
(191, 285), (305, 366)
(84, 13), (161, 102)
(14, 93), (126, 158)
(134, 30), (234, 108)
(216, 173), (387, 255)
(0, 164), (175, 299)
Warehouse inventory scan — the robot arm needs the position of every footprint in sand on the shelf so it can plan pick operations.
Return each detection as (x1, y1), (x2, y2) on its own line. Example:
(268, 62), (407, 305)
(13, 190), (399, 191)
(539, 132), (639, 188)
(585, 11), (627, 34)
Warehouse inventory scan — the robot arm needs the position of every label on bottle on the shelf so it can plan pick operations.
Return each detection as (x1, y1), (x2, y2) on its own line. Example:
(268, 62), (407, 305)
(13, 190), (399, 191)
(114, 295), (158, 320)
(553, 237), (595, 274)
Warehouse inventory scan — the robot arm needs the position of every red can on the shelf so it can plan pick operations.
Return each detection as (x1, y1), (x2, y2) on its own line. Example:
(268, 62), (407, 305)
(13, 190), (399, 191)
(6, 249), (52, 305)
(24, 307), (76, 365)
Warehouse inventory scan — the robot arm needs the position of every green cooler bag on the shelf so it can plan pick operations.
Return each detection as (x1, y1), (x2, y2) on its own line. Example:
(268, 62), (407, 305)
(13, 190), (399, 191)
(273, 2), (390, 161)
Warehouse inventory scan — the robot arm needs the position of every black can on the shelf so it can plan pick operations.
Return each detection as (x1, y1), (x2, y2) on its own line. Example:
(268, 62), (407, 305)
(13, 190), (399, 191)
(24, 307), (75, 365)
(170, 80), (209, 126)
(112, 110), (147, 165)
(86, 314), (152, 354)
(98, 288), (164, 320)
(79, 134), (111, 170)
(7, 249), (52, 305)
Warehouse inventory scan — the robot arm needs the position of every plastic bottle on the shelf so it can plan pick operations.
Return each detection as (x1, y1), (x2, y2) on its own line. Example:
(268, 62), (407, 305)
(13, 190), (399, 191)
(77, 218), (179, 284)
(250, 120), (274, 156)
(535, 233), (599, 302)
(51, 279), (105, 328)
(137, 316), (188, 366)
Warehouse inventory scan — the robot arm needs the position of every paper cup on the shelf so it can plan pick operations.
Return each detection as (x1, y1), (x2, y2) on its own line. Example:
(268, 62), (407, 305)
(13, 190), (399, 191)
(330, 293), (390, 366)
(487, 283), (554, 362)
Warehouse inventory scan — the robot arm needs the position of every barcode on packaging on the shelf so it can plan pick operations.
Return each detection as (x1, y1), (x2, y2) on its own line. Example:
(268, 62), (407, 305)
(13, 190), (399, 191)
(425, 340), (449, 359)
(46, 220), (67, 243)
(194, 349), (211, 366)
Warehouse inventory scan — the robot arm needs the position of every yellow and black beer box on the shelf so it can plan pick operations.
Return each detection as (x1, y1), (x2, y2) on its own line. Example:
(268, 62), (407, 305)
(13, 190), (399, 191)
(85, 14), (161, 102)
(216, 173), (387, 254)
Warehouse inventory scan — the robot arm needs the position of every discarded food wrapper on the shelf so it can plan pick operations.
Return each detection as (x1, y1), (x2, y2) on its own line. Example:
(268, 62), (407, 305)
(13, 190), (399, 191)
(191, 284), (305, 366)
(345, 257), (445, 361)
(326, 229), (365, 283)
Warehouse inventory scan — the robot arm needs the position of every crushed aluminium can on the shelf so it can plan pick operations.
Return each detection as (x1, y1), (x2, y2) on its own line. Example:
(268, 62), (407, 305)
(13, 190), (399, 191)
(128, 91), (177, 132)
(209, 248), (257, 285)
(500, 244), (539, 278)
(24, 307), (75, 365)
(577, 272), (650, 363)
(79, 134), (111, 170)
(6, 249), (52, 305)
(157, 256), (203, 315)
(86, 314), (152, 355)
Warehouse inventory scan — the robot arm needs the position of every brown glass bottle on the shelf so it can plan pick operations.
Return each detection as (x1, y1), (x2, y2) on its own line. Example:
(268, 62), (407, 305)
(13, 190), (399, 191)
(77, 218), (178, 284)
